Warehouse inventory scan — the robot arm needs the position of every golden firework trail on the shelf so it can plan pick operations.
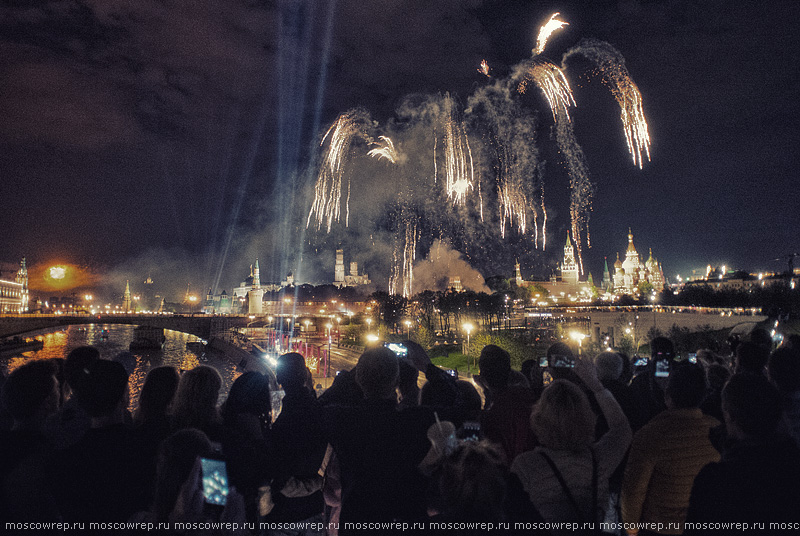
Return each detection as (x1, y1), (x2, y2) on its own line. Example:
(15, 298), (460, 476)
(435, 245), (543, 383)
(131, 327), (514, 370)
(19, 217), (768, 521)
(402, 221), (417, 298)
(518, 59), (575, 121)
(534, 13), (568, 56)
(435, 96), (475, 206)
(478, 59), (491, 77)
(367, 136), (398, 163)
(556, 107), (592, 275)
(497, 153), (527, 239)
(307, 110), (372, 232)
(563, 38), (651, 168)
(517, 12), (575, 121)
(541, 198), (547, 251)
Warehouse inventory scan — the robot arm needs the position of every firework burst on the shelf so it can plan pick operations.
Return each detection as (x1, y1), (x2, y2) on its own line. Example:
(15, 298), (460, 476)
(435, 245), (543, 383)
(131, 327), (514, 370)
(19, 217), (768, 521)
(307, 109), (373, 232)
(367, 136), (399, 163)
(306, 12), (650, 296)
(534, 13), (569, 56)
(434, 95), (476, 206)
(563, 38), (651, 168)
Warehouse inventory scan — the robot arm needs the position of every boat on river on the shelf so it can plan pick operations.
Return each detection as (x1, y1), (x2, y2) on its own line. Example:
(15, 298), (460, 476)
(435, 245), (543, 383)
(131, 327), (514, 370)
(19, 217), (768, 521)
(129, 326), (166, 351)
(0, 337), (44, 357)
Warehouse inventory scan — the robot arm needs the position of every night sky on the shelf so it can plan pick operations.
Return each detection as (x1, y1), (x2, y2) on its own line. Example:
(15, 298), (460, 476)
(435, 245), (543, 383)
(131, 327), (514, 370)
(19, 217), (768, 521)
(1, 0), (798, 300)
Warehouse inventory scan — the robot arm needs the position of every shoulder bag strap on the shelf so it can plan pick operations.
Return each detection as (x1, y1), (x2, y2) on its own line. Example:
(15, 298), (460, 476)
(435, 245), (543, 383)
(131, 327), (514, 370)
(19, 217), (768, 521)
(539, 450), (590, 524)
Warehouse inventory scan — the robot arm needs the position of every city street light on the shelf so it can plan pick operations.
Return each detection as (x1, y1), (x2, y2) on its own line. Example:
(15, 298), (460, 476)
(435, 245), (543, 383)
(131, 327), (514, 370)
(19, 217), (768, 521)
(463, 322), (474, 368)
(570, 332), (586, 355)
(325, 323), (333, 378)
(404, 319), (412, 338)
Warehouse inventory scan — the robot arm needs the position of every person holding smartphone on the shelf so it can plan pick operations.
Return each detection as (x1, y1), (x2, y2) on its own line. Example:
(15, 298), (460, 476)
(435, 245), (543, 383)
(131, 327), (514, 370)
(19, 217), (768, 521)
(629, 337), (677, 427)
(130, 429), (245, 526)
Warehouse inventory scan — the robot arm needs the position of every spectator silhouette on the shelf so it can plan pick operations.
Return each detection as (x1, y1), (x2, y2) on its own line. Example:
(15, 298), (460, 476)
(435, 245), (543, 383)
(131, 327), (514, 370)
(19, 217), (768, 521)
(44, 345), (99, 449)
(429, 440), (538, 534)
(50, 359), (150, 522)
(596, 352), (643, 431)
(749, 327), (773, 354)
(686, 373), (800, 533)
(131, 428), (246, 527)
(767, 346), (800, 447)
(699, 363), (730, 423)
(135, 365), (180, 439)
(0, 360), (61, 521)
(397, 350), (421, 410)
(629, 337), (676, 426)
(323, 345), (462, 533)
(511, 357), (631, 534)
(149, 428), (213, 523)
(133, 366), (181, 509)
(171, 365), (224, 442)
(221, 370), (274, 524)
(266, 353), (328, 533)
(520, 358), (545, 399)
(478, 345), (538, 465)
(618, 352), (634, 386)
(735, 341), (769, 375)
(622, 362), (719, 535)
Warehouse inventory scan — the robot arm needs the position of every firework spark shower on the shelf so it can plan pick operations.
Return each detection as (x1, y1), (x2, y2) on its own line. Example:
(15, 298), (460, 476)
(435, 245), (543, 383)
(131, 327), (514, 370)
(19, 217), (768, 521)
(307, 12), (650, 296)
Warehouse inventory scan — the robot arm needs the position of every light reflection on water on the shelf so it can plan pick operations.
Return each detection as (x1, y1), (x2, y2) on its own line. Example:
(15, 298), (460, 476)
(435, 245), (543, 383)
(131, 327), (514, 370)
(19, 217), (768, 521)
(1, 324), (242, 413)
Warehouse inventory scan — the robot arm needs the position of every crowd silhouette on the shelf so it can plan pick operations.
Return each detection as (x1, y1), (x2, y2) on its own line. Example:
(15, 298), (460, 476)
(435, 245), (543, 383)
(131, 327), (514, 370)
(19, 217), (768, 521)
(2, 327), (800, 535)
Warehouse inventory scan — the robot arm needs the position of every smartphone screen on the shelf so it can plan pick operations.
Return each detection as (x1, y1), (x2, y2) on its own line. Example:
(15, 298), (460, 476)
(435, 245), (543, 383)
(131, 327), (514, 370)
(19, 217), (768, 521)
(655, 359), (670, 378)
(384, 342), (408, 358)
(200, 457), (229, 506)
(549, 354), (575, 368)
(633, 357), (649, 367)
(688, 353), (697, 364)
(445, 368), (458, 378)
(538, 356), (548, 367)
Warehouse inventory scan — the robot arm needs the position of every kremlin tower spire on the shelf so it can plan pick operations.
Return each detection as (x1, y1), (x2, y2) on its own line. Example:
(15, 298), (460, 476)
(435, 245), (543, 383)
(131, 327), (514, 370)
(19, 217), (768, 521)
(253, 258), (261, 289)
(122, 280), (132, 312)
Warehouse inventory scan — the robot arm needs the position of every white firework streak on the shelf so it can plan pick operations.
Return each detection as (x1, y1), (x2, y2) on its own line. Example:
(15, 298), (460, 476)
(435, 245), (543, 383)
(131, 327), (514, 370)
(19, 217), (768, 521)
(367, 136), (398, 163)
(556, 108), (592, 275)
(436, 96), (475, 206)
(563, 38), (651, 168)
(518, 59), (576, 122)
(541, 185), (547, 251)
(534, 13), (569, 56)
(307, 110), (372, 232)
(497, 153), (528, 239)
(402, 221), (417, 298)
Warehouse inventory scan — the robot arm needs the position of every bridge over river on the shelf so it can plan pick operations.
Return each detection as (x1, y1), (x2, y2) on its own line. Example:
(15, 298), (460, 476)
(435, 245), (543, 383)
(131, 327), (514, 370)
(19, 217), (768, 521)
(0, 313), (251, 340)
